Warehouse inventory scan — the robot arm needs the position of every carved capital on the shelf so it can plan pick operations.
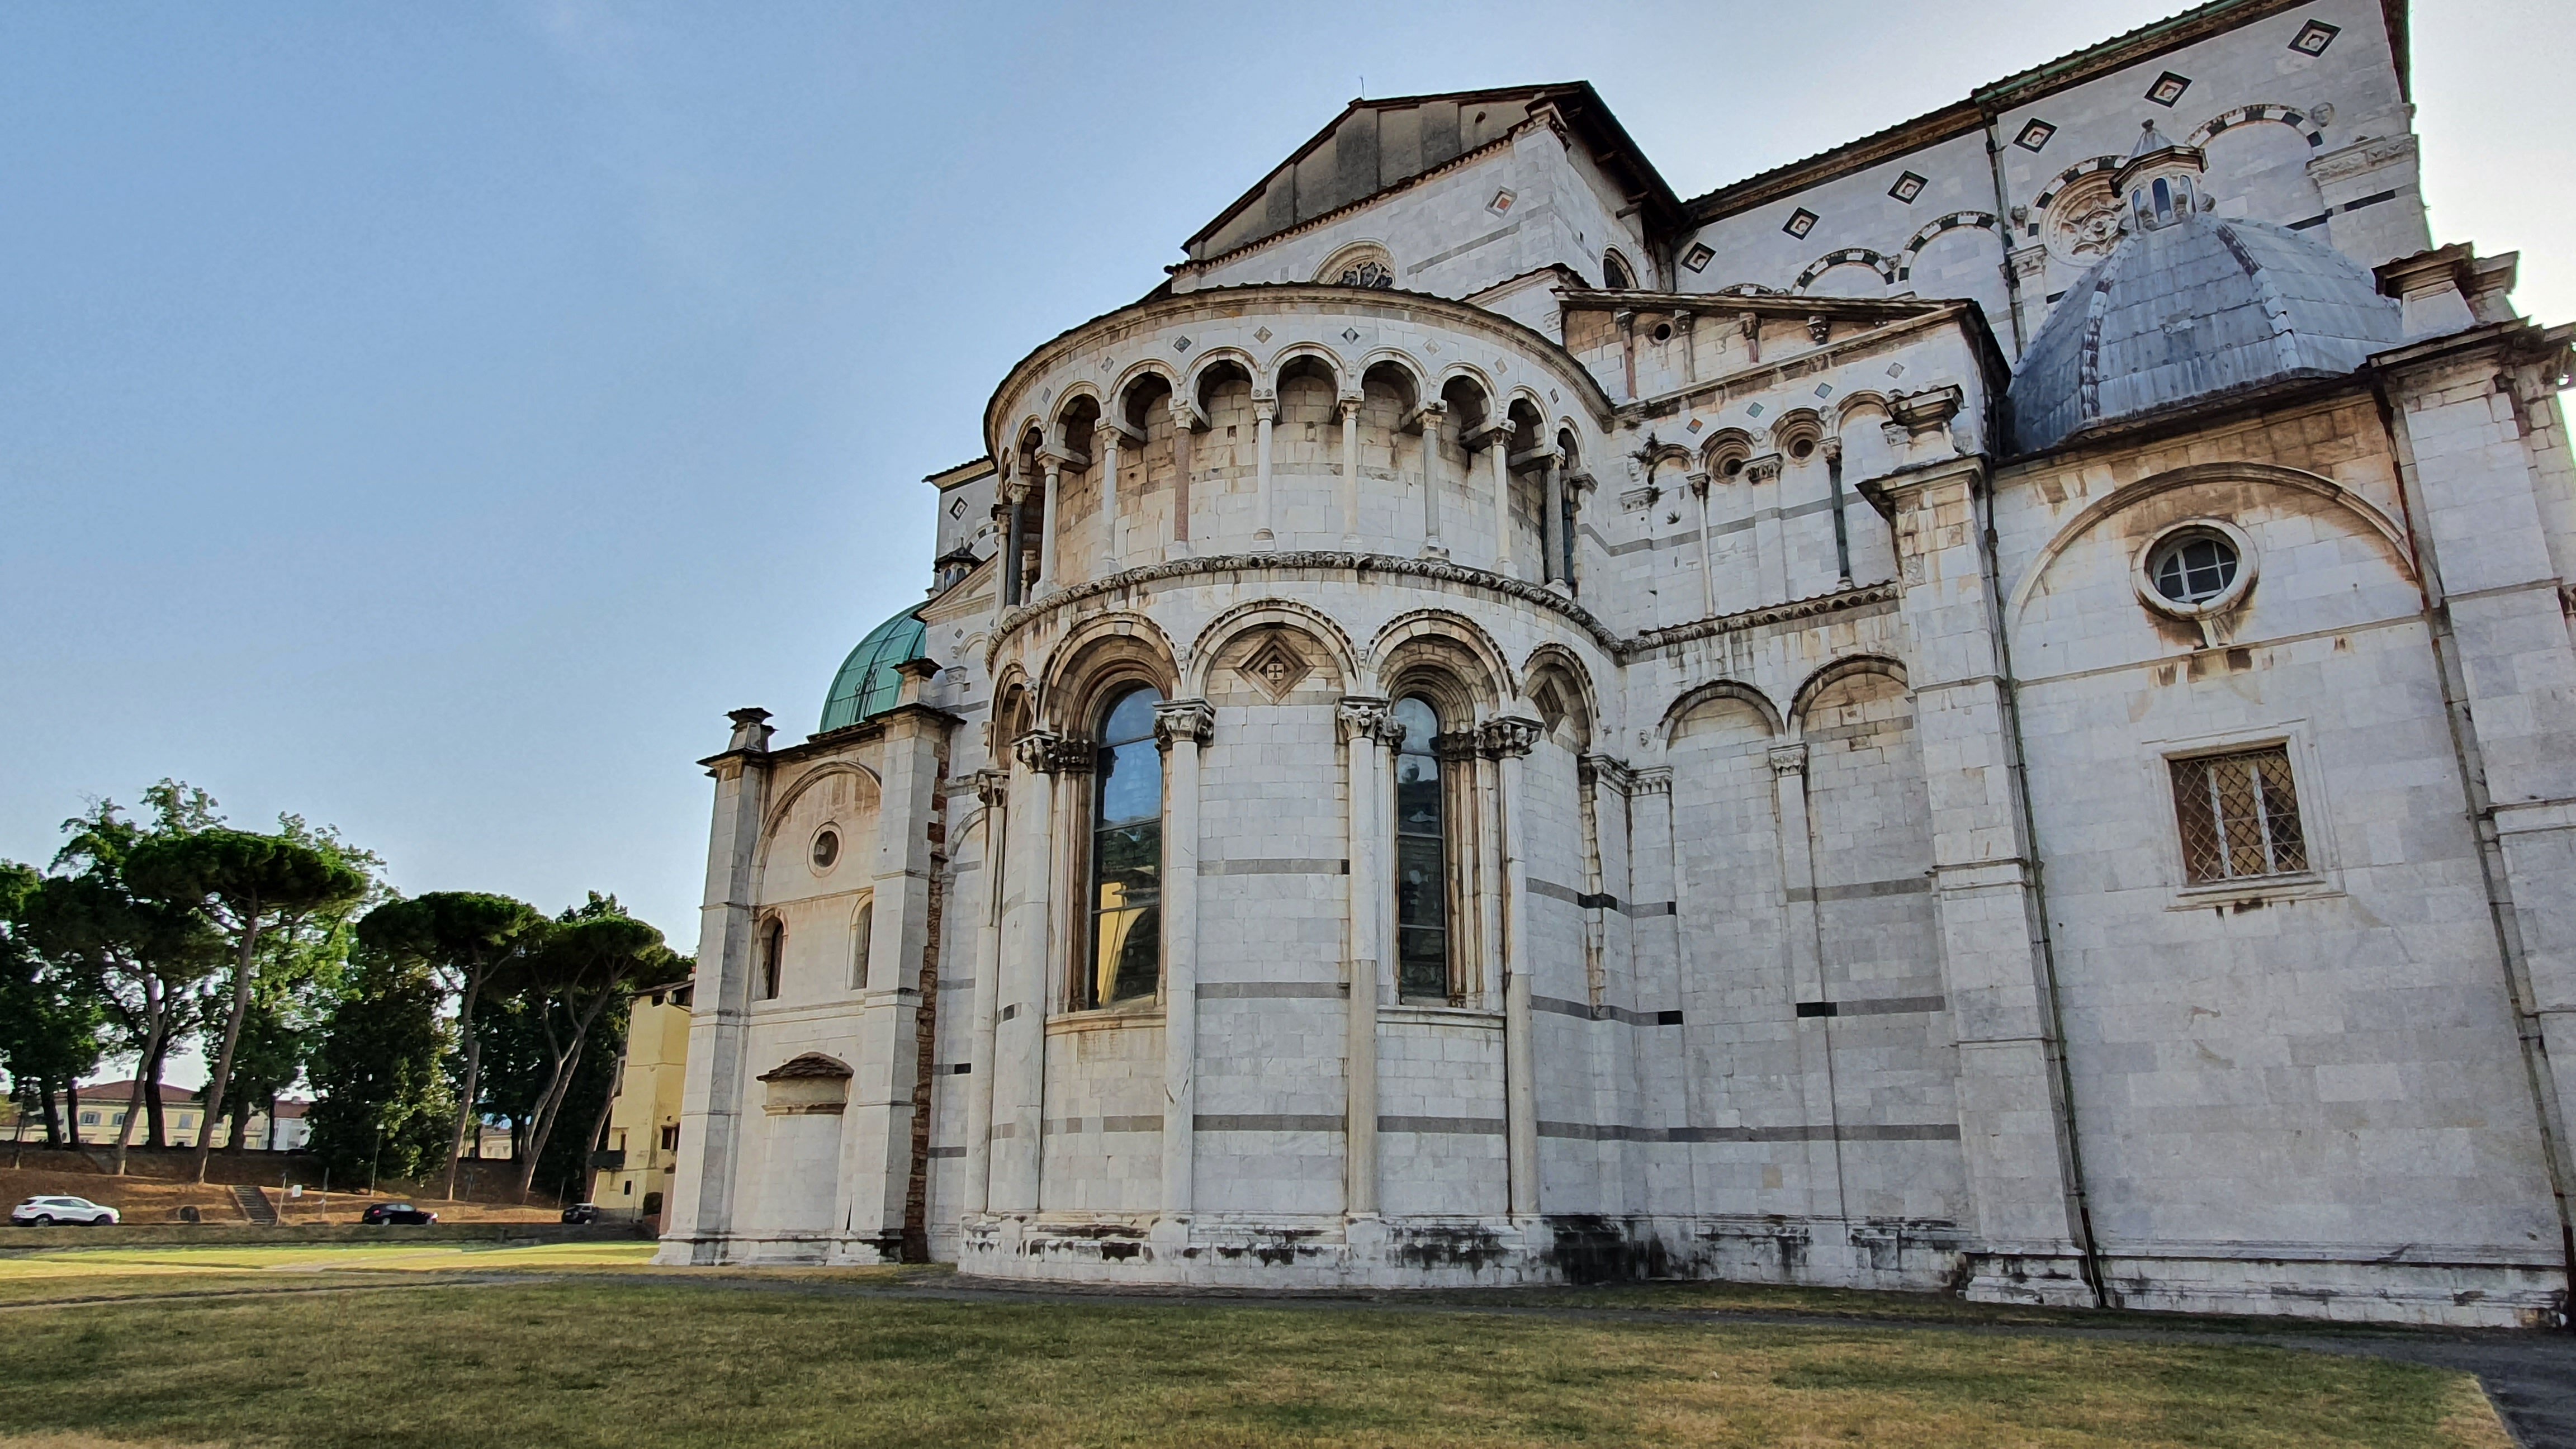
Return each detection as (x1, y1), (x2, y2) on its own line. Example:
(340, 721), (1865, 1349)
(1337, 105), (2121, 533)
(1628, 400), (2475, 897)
(1432, 731), (1483, 764)
(1741, 453), (1784, 485)
(1577, 753), (1636, 794)
(1769, 743), (1810, 777)
(1480, 716), (1543, 760)
(1338, 393), (1366, 420)
(1012, 729), (1089, 775)
(2007, 242), (2051, 279)
(972, 768), (1008, 807)
(1628, 766), (1674, 796)
(1152, 698), (1215, 750)
(1334, 695), (1405, 749)
(1819, 436), (1843, 463)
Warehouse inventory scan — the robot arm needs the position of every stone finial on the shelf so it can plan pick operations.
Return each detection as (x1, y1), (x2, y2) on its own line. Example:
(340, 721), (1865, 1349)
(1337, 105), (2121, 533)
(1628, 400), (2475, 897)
(892, 656), (941, 709)
(2375, 243), (2481, 341)
(725, 708), (774, 754)
(1334, 695), (1405, 750)
(1152, 698), (1216, 750)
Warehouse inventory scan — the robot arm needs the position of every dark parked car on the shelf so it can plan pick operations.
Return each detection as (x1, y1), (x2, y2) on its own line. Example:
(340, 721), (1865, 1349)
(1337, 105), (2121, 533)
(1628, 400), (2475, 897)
(361, 1202), (438, 1225)
(561, 1202), (603, 1224)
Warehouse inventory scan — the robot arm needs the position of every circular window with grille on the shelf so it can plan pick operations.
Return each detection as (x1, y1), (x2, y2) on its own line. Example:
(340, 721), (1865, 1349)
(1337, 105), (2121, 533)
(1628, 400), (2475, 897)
(2133, 519), (2255, 619)
(809, 827), (841, 873)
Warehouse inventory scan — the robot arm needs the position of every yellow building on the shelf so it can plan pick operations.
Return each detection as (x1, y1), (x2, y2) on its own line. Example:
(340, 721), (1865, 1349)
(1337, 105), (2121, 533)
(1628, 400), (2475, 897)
(590, 983), (692, 1221)
(4, 1083), (302, 1150)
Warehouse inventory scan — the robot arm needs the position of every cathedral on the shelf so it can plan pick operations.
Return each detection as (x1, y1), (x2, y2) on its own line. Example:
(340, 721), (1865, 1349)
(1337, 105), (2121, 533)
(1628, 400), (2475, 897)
(657, 0), (2576, 1326)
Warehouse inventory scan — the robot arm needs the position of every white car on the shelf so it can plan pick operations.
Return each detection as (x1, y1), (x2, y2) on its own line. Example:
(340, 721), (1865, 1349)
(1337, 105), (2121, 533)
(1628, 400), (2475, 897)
(11, 1196), (119, 1227)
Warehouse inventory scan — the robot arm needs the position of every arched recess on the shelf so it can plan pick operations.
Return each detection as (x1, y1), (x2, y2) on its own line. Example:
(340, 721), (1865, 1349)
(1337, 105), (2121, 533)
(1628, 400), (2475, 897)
(1602, 248), (1639, 290)
(1793, 248), (1898, 297)
(759, 762), (883, 864)
(2001, 463), (2416, 624)
(1658, 679), (1783, 744)
(991, 666), (1035, 741)
(1266, 343), (1348, 398)
(1185, 598), (1359, 700)
(1894, 212), (1999, 283)
(1701, 428), (1756, 480)
(2195, 106), (2327, 221)
(1185, 349), (1260, 410)
(1317, 240), (1397, 289)
(1036, 611), (1181, 735)
(1521, 643), (1598, 751)
(1358, 351), (1427, 410)
(1371, 609), (1510, 713)
(1789, 655), (1910, 737)
(1769, 408), (1827, 462)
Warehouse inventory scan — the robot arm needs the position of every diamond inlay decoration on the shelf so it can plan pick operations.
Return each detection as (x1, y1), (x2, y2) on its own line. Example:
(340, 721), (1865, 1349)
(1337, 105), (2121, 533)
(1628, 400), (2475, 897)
(1681, 242), (1716, 273)
(1685, 418), (1703, 433)
(1253, 326), (1273, 344)
(2146, 71), (2192, 107)
(2014, 119), (2057, 152)
(1888, 171), (1929, 205)
(1745, 401), (1766, 418)
(2289, 18), (2339, 55)
(1342, 328), (1362, 344)
(1173, 337), (1192, 353)
(1783, 208), (1819, 239)
(1488, 188), (1517, 217)
(1236, 633), (1313, 703)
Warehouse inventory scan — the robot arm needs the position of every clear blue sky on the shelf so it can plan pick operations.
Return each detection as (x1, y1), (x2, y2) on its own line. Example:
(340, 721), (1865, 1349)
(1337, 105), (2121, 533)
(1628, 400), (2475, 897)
(7, 1), (2568, 965)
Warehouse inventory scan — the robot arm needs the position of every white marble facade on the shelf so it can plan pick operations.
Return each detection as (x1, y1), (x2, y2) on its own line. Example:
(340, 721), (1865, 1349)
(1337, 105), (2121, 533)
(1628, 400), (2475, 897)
(659, 0), (2576, 1327)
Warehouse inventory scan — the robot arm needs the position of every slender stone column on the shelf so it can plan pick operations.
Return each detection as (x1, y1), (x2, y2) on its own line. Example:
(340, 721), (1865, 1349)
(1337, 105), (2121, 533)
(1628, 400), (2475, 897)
(1253, 393), (1277, 548)
(1771, 742), (1845, 1220)
(1417, 402), (1447, 558)
(1097, 427), (1124, 574)
(1484, 716), (1543, 1218)
(1339, 395), (1363, 548)
(1036, 456), (1064, 593)
(1822, 437), (1853, 587)
(659, 708), (773, 1265)
(1489, 431), (1515, 579)
(1167, 396), (1199, 558)
(1152, 700), (1214, 1225)
(991, 728), (1073, 1214)
(1001, 474), (1026, 608)
(1689, 472), (1717, 619)
(1542, 454), (1566, 588)
(1745, 454), (1786, 605)
(961, 769), (1008, 1216)
(1337, 697), (1399, 1216)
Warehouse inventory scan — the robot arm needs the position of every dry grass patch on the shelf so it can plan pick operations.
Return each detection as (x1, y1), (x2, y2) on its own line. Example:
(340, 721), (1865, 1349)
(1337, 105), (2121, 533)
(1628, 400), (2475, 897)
(0, 1279), (2513, 1448)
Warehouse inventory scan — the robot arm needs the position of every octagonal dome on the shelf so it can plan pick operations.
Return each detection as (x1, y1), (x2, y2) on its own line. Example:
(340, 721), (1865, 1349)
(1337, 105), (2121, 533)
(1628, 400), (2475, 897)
(2007, 212), (2402, 455)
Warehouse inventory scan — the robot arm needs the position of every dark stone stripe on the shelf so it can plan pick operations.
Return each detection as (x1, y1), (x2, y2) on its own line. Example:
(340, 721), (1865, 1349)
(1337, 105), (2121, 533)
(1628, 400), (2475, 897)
(929, 1145), (966, 1158)
(1532, 994), (1684, 1026)
(1194, 1113), (1344, 1134)
(1378, 1114), (1507, 1137)
(1199, 982), (1347, 1000)
(1786, 876), (1930, 903)
(1525, 877), (1584, 906)
(1839, 994), (1947, 1016)
(1201, 858), (1348, 877)
(1047, 1115), (1163, 1135)
(1540, 1120), (1960, 1144)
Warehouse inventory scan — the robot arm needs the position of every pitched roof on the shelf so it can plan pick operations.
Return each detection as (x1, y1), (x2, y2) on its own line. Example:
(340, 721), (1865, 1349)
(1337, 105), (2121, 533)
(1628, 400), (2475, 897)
(1183, 83), (1685, 264)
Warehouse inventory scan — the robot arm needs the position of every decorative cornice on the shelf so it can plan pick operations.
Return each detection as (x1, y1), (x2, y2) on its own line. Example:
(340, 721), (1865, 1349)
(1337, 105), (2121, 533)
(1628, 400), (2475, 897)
(988, 550), (1622, 658)
(1622, 581), (1901, 656)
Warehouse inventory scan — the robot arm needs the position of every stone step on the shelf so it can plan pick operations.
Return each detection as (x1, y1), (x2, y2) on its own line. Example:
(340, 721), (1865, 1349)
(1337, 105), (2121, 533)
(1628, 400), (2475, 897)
(230, 1183), (278, 1226)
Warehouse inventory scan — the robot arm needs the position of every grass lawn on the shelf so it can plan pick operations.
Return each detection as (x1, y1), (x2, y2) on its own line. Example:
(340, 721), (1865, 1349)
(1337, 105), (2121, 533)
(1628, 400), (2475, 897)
(0, 1252), (2514, 1449)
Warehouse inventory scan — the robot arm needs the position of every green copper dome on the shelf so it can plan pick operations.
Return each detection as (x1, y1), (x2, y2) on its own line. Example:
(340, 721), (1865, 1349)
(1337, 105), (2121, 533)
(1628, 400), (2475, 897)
(820, 607), (929, 732)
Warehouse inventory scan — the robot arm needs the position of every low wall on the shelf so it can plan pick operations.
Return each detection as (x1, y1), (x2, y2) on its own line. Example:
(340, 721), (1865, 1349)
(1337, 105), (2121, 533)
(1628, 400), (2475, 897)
(0, 1220), (650, 1253)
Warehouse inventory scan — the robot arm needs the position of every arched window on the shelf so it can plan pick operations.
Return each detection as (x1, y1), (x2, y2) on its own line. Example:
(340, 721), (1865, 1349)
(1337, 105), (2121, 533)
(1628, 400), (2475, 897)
(849, 897), (873, 991)
(758, 918), (784, 1001)
(1602, 250), (1636, 290)
(1391, 695), (1451, 1002)
(1084, 685), (1165, 1008)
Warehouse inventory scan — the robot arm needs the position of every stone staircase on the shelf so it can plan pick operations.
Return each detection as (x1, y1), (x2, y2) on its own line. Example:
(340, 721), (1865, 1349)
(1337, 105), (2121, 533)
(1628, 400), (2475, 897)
(230, 1184), (278, 1225)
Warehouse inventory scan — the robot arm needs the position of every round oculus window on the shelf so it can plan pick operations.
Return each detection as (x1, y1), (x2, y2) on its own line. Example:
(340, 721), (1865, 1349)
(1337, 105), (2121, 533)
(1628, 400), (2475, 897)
(810, 828), (840, 871)
(2149, 531), (2238, 605)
